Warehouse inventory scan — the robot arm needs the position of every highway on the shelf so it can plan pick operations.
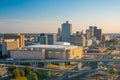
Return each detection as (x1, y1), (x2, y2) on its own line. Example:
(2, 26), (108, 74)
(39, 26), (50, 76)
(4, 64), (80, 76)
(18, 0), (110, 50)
(1, 59), (120, 64)
(5, 64), (98, 73)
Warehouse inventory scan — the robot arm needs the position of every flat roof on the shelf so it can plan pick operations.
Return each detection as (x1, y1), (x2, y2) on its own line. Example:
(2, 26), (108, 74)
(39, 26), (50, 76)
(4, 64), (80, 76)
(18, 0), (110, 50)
(26, 44), (78, 50)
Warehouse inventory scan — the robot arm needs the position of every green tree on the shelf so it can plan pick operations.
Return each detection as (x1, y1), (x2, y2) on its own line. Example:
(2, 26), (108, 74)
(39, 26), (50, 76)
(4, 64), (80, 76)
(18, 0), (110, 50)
(27, 72), (38, 80)
(109, 67), (118, 80)
(20, 70), (25, 77)
(24, 66), (31, 75)
(13, 69), (20, 78)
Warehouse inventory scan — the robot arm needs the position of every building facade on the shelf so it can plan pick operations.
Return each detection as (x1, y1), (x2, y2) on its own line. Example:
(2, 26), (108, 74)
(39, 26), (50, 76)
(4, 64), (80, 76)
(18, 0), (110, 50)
(2, 39), (19, 55)
(102, 34), (111, 41)
(94, 27), (102, 41)
(62, 21), (72, 41)
(39, 33), (57, 45)
(10, 44), (83, 60)
(67, 35), (86, 47)
(89, 26), (94, 38)
(39, 34), (48, 44)
(10, 49), (45, 59)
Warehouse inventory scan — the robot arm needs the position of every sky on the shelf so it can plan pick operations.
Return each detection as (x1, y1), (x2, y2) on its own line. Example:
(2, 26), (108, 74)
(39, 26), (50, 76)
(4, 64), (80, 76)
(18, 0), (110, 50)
(0, 0), (120, 33)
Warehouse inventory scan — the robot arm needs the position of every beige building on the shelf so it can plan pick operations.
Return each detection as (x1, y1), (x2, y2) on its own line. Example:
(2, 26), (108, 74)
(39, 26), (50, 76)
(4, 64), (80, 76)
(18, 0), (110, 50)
(1, 34), (25, 55)
(2, 40), (19, 55)
(10, 44), (83, 60)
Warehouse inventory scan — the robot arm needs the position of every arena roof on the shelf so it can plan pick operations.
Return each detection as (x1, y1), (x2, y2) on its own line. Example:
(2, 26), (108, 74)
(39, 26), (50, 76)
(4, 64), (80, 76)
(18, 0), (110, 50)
(26, 44), (78, 50)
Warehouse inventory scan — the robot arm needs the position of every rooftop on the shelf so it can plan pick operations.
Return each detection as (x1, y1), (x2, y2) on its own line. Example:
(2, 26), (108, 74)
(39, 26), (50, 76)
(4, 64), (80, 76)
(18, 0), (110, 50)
(26, 44), (78, 50)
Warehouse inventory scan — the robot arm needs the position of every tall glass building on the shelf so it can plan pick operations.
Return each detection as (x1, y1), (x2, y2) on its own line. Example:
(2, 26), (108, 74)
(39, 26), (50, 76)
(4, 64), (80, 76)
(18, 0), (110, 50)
(62, 21), (72, 41)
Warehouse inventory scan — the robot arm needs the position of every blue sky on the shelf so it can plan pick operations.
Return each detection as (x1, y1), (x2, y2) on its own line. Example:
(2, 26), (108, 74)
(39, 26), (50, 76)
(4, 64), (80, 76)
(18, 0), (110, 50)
(0, 0), (120, 33)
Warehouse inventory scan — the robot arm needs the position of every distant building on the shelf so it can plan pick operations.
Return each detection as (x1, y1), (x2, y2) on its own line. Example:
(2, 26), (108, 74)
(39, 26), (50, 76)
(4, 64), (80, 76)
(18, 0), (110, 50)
(2, 39), (19, 55)
(0, 34), (24, 56)
(57, 28), (62, 41)
(89, 26), (94, 38)
(39, 34), (48, 44)
(39, 33), (57, 45)
(3, 34), (24, 48)
(47, 34), (57, 44)
(10, 44), (83, 60)
(67, 35), (86, 46)
(10, 49), (45, 60)
(102, 34), (111, 41)
(86, 39), (92, 47)
(86, 29), (90, 40)
(94, 26), (102, 41)
(62, 21), (72, 41)
(76, 31), (81, 36)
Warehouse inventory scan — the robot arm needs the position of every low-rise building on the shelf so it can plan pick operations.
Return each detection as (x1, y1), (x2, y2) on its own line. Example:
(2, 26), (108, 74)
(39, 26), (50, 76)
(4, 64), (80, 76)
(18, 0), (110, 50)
(10, 49), (45, 60)
(10, 44), (83, 60)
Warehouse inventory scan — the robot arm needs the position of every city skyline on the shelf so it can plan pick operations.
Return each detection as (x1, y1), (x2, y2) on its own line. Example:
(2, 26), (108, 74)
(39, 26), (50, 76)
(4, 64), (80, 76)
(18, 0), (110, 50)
(0, 0), (120, 33)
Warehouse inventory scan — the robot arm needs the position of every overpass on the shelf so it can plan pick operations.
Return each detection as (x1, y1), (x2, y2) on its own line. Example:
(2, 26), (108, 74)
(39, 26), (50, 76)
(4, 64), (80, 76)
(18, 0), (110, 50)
(0, 59), (120, 64)
(6, 64), (98, 73)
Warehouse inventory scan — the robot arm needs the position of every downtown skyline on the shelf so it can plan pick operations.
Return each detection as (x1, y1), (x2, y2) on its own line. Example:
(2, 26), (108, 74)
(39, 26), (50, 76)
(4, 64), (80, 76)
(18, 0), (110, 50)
(0, 0), (120, 33)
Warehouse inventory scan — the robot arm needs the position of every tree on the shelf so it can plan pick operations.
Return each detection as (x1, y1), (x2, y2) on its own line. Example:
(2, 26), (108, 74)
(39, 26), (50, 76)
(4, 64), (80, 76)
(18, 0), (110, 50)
(13, 69), (20, 78)
(109, 67), (118, 80)
(27, 72), (38, 80)
(20, 70), (25, 77)
(24, 66), (31, 75)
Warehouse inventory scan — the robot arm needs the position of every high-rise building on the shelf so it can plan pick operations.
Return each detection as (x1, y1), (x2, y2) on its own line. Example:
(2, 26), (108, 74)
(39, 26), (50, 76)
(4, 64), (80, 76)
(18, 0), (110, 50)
(39, 33), (57, 45)
(62, 21), (72, 41)
(47, 34), (57, 44)
(86, 29), (90, 40)
(40, 34), (48, 44)
(57, 28), (62, 41)
(94, 26), (102, 41)
(89, 26), (94, 38)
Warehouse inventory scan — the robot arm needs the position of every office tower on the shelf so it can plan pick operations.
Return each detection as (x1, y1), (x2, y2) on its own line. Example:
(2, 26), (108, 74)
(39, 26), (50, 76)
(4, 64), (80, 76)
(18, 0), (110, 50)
(86, 29), (90, 40)
(89, 26), (94, 38)
(47, 34), (57, 44)
(94, 26), (102, 41)
(40, 34), (48, 44)
(39, 33), (57, 45)
(62, 21), (72, 41)
(57, 28), (62, 41)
